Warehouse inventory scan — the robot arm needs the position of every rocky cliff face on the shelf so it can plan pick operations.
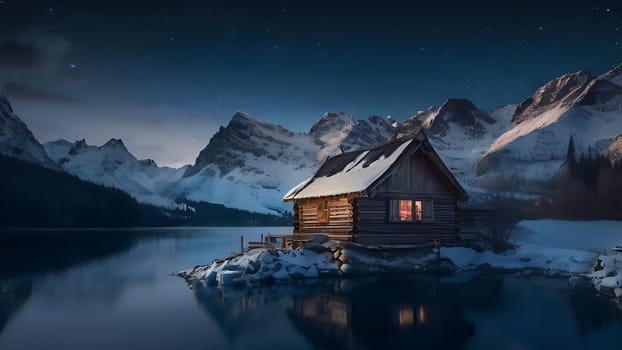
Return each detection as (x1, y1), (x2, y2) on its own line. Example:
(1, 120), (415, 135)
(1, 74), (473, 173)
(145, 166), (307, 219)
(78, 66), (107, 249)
(184, 112), (309, 177)
(477, 64), (622, 181)
(0, 93), (60, 170)
(174, 111), (399, 214)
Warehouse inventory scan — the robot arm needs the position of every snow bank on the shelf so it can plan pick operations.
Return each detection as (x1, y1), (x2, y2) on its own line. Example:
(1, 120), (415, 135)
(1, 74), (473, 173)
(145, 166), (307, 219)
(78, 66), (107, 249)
(443, 220), (622, 274)
(442, 245), (596, 274)
(179, 238), (442, 287)
(180, 245), (340, 287)
(180, 220), (622, 300)
(591, 254), (622, 298)
(512, 220), (622, 252)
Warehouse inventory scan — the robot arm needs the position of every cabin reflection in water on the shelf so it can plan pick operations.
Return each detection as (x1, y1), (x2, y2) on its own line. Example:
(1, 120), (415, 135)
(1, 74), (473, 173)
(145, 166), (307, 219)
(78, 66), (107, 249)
(287, 278), (480, 350)
(191, 275), (509, 349)
(294, 295), (350, 330)
(290, 295), (439, 332)
(288, 297), (474, 350)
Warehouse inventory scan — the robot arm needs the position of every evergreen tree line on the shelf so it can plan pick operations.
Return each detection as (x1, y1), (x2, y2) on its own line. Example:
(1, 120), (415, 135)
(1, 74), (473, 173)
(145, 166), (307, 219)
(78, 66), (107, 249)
(541, 136), (622, 219)
(0, 155), (292, 228)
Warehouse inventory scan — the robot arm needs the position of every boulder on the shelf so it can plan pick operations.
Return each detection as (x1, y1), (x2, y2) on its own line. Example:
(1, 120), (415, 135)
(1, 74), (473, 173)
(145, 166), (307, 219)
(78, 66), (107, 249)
(303, 235), (331, 253)
(217, 270), (244, 286)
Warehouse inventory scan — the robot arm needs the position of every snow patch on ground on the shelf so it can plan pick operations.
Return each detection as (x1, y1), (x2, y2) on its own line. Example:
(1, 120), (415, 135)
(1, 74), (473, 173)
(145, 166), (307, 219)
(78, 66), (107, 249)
(446, 220), (621, 277)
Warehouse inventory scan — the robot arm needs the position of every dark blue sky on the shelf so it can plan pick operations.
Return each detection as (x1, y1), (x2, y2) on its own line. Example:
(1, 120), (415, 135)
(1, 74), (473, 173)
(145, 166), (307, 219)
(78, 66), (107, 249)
(0, 0), (621, 166)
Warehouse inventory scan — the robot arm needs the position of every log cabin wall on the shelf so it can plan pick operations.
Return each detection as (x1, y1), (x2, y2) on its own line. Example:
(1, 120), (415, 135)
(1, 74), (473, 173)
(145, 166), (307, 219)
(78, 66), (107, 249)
(294, 194), (354, 241)
(354, 152), (461, 245)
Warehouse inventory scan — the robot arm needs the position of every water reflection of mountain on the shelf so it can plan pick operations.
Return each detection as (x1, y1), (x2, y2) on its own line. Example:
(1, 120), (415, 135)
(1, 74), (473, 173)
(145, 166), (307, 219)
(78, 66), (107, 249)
(192, 274), (505, 350)
(192, 281), (338, 344)
(0, 280), (32, 335)
(0, 230), (139, 279)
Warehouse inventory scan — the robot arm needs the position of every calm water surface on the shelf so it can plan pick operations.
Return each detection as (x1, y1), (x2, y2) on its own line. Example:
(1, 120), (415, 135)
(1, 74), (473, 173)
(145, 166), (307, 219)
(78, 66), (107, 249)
(0, 227), (621, 350)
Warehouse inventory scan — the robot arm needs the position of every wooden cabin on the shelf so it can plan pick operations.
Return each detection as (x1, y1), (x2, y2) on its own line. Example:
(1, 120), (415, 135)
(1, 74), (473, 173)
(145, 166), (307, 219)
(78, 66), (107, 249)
(283, 131), (468, 245)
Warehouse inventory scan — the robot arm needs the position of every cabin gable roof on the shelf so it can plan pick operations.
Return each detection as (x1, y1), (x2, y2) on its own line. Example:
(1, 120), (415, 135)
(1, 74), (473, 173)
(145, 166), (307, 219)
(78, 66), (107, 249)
(283, 130), (468, 201)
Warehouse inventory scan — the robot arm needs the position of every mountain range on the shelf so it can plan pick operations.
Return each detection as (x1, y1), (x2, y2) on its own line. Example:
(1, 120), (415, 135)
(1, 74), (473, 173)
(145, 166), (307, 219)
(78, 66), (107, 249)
(1, 62), (621, 215)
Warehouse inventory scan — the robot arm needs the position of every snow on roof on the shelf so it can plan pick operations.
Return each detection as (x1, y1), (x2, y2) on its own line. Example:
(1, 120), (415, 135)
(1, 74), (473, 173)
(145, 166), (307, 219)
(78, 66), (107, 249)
(282, 176), (313, 200)
(284, 138), (414, 200)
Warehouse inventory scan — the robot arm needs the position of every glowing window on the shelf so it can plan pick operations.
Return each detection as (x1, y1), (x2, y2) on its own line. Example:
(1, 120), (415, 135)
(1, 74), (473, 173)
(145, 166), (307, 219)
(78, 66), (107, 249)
(418, 306), (427, 324)
(399, 306), (414, 327)
(414, 200), (423, 222)
(399, 200), (412, 221)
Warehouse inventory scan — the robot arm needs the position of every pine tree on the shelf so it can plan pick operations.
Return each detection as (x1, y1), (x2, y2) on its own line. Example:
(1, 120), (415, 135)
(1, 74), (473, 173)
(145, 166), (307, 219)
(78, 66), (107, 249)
(566, 135), (576, 165)
(565, 135), (577, 178)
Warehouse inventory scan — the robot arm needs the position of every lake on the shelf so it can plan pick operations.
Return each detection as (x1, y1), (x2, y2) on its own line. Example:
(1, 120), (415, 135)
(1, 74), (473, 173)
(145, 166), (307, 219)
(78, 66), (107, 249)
(0, 227), (621, 350)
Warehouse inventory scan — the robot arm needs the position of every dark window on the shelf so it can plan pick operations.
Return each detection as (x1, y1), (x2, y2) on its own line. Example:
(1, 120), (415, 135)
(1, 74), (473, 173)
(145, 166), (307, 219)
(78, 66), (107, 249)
(317, 201), (329, 224)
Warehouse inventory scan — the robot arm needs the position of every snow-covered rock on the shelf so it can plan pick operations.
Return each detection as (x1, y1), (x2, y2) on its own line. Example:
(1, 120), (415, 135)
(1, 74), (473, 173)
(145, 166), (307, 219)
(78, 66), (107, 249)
(0, 93), (60, 170)
(180, 220), (622, 298)
(590, 254), (622, 297)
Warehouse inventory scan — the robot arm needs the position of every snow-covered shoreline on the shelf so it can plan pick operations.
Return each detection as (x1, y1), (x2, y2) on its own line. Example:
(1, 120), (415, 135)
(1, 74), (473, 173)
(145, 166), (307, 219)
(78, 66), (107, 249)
(179, 220), (622, 300)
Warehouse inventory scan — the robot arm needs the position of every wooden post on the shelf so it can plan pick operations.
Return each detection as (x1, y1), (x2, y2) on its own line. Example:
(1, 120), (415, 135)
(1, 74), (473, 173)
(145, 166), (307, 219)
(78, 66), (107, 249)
(240, 236), (244, 253)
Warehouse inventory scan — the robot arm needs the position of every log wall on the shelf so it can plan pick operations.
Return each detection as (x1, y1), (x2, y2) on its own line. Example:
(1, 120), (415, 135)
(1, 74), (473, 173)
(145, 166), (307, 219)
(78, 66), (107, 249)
(353, 196), (459, 245)
(294, 195), (354, 240)
(354, 151), (461, 245)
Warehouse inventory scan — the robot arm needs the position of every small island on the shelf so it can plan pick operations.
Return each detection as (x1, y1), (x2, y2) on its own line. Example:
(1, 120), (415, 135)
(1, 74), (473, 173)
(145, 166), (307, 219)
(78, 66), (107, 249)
(180, 132), (621, 302)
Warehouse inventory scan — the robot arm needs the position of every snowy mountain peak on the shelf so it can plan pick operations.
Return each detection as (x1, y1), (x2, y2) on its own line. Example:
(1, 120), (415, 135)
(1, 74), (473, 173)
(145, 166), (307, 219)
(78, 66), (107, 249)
(230, 111), (265, 125)
(575, 77), (622, 106)
(386, 115), (399, 128)
(68, 139), (92, 155)
(513, 70), (594, 124)
(600, 62), (622, 86)
(140, 158), (158, 168)
(478, 63), (622, 182)
(398, 98), (494, 140)
(184, 111), (301, 177)
(0, 92), (14, 114)
(0, 92), (60, 169)
(101, 138), (128, 151)
(309, 112), (355, 136)
(433, 98), (496, 128)
(310, 111), (398, 159)
(44, 137), (186, 208)
(398, 107), (438, 137)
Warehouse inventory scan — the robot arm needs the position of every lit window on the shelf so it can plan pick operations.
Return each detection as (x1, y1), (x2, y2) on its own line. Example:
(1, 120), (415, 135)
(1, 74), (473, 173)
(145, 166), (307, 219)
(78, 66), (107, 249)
(418, 306), (427, 324)
(415, 200), (423, 222)
(399, 200), (412, 221)
(399, 306), (414, 327)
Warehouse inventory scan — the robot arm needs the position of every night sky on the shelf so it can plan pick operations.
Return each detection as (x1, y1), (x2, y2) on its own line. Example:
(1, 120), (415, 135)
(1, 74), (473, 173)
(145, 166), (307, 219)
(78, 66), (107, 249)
(1, 0), (621, 167)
